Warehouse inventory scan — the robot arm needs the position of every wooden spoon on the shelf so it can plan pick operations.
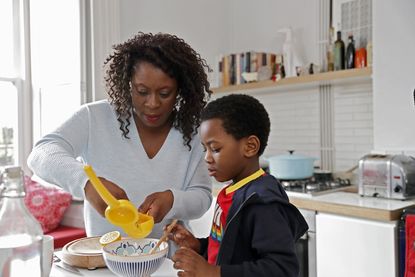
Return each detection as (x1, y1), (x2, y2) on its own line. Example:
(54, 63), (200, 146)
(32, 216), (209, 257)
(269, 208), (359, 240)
(150, 219), (178, 254)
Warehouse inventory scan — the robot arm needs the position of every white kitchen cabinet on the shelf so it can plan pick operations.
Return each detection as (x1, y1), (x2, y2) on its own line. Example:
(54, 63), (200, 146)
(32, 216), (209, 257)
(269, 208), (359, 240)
(316, 212), (397, 277)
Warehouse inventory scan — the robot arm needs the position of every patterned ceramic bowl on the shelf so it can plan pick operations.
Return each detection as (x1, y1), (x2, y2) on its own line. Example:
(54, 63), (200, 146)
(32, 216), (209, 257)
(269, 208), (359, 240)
(102, 238), (168, 277)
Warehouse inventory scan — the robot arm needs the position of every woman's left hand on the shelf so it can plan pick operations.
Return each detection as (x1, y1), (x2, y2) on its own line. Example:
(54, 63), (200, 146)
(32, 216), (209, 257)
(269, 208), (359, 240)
(138, 190), (173, 223)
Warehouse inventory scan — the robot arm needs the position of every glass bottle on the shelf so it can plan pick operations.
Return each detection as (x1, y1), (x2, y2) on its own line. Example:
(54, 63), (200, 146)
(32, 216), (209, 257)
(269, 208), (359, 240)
(334, 31), (345, 71)
(355, 44), (367, 68)
(345, 35), (355, 69)
(326, 26), (335, 72)
(366, 40), (373, 67)
(0, 166), (43, 276)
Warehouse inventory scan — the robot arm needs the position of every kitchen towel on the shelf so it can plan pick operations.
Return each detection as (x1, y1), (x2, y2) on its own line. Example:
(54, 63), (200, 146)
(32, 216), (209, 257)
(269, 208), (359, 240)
(405, 214), (415, 277)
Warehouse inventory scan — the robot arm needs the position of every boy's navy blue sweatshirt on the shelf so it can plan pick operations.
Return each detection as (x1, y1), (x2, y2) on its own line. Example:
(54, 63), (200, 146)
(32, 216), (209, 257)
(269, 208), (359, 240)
(199, 174), (309, 277)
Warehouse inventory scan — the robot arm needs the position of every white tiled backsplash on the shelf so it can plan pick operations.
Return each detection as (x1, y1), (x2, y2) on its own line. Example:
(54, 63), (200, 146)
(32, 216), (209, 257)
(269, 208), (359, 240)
(333, 82), (373, 171)
(216, 81), (373, 173)
(261, 88), (321, 163)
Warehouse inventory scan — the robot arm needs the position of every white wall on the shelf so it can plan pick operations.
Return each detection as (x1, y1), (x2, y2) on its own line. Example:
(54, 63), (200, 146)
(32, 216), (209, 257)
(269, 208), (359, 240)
(373, 0), (415, 154)
(225, 0), (317, 63)
(213, 86), (321, 164)
(88, 0), (121, 101)
(119, 0), (229, 73)
(118, 0), (318, 79)
(114, 0), (376, 172)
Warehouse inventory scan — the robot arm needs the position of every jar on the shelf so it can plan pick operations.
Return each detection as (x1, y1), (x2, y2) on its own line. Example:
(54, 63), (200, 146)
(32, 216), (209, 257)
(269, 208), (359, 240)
(355, 48), (367, 68)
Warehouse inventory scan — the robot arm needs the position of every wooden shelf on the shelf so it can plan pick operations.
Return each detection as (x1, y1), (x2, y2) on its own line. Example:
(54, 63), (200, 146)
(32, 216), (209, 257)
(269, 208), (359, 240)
(212, 67), (372, 94)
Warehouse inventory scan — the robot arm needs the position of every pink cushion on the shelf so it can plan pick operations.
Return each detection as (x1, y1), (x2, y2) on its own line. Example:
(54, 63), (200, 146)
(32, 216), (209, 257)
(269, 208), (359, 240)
(24, 176), (72, 233)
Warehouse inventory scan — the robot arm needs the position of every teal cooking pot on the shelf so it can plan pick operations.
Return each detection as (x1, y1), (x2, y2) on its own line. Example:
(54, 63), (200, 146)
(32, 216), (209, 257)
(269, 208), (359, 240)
(268, 150), (316, 180)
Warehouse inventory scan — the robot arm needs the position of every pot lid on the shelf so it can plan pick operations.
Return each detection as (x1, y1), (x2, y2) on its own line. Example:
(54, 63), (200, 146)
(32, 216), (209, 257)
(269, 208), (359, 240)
(314, 169), (332, 174)
(270, 150), (316, 161)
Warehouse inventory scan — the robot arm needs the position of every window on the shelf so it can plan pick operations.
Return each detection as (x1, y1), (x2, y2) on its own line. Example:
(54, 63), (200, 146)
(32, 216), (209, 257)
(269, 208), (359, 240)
(30, 0), (83, 138)
(0, 83), (17, 166)
(0, 1), (14, 78)
(0, 0), (21, 167)
(0, 0), (84, 169)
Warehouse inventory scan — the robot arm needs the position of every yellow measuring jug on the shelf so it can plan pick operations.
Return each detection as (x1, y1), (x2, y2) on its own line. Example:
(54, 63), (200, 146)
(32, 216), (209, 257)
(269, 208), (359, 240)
(83, 165), (154, 238)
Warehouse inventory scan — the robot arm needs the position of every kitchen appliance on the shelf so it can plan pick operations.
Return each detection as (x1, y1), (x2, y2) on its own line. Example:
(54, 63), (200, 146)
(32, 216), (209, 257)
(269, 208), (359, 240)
(280, 174), (352, 198)
(83, 165), (154, 238)
(358, 154), (415, 200)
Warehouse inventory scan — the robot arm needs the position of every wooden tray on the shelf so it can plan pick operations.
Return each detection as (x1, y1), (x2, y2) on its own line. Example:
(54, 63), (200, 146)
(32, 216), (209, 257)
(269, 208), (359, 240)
(61, 236), (106, 269)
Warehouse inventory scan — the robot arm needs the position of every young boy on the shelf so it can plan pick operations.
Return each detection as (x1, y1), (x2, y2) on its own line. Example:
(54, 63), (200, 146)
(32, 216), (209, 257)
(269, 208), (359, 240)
(169, 94), (308, 277)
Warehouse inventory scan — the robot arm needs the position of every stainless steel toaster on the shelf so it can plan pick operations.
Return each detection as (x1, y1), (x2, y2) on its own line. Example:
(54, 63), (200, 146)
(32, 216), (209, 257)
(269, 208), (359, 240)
(358, 154), (415, 199)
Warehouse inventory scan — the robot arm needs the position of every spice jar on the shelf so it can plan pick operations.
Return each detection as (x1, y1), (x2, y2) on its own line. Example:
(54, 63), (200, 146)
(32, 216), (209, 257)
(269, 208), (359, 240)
(355, 47), (367, 68)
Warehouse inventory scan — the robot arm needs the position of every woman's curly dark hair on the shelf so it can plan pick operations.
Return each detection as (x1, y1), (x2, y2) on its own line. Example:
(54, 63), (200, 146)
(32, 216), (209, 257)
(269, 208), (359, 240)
(104, 32), (212, 149)
(201, 94), (270, 156)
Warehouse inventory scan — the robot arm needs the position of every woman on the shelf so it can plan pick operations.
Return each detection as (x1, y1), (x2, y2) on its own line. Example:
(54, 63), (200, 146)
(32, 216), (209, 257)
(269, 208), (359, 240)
(27, 32), (213, 240)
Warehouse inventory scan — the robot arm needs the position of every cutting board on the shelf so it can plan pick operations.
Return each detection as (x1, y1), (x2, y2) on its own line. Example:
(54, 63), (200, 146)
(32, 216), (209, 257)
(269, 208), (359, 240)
(61, 236), (106, 269)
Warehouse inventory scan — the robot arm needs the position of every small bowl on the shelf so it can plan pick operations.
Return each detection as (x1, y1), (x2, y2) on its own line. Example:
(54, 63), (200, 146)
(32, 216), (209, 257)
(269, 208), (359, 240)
(102, 238), (168, 277)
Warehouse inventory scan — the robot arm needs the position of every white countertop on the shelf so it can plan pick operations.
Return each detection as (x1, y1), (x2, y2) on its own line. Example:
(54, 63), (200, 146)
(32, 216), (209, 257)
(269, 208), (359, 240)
(288, 191), (415, 221)
(288, 191), (415, 211)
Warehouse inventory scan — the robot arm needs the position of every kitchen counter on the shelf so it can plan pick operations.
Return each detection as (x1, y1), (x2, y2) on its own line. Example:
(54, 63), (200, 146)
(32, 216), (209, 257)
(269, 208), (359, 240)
(213, 180), (415, 221)
(289, 191), (415, 221)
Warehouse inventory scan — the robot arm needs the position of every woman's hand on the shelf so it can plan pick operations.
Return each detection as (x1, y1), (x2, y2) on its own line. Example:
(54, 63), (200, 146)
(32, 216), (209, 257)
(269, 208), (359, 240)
(168, 223), (200, 253)
(138, 190), (173, 223)
(84, 177), (129, 217)
(172, 247), (220, 277)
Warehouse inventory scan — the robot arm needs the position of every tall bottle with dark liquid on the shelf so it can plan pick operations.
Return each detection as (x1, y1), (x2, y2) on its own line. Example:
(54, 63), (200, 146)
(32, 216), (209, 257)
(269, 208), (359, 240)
(334, 31), (345, 71)
(345, 35), (355, 69)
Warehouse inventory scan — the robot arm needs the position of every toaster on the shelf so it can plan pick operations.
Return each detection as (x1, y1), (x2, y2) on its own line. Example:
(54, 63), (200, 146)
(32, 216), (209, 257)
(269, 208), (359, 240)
(358, 154), (415, 200)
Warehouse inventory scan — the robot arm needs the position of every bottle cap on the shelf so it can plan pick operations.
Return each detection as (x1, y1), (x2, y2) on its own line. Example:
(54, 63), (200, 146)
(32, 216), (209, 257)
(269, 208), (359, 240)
(4, 166), (22, 179)
(1, 166), (25, 197)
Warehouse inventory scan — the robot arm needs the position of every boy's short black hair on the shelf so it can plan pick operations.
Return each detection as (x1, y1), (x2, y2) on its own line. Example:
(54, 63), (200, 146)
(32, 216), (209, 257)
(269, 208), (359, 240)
(201, 94), (270, 156)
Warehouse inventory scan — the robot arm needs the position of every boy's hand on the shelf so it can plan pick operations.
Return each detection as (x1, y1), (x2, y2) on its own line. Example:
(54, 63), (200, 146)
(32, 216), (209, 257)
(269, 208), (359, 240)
(172, 247), (220, 277)
(168, 223), (201, 253)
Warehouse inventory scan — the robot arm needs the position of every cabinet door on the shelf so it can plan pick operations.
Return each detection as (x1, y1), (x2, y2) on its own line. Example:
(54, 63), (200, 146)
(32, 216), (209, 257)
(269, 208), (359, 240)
(316, 212), (397, 277)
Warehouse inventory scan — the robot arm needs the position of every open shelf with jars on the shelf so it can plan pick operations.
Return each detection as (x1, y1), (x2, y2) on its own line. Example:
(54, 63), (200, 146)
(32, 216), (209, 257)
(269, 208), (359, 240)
(212, 67), (372, 95)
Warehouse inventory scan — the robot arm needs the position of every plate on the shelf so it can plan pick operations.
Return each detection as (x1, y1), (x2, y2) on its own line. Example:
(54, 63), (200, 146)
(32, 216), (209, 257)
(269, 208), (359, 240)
(61, 236), (106, 269)
(68, 236), (102, 255)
